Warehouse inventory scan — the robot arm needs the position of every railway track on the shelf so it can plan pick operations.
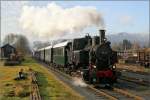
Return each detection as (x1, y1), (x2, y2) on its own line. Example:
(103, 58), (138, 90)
(40, 62), (144, 100)
(119, 76), (149, 86)
(113, 88), (143, 100)
(117, 68), (149, 75)
(88, 85), (144, 100)
(87, 85), (117, 100)
(30, 71), (41, 100)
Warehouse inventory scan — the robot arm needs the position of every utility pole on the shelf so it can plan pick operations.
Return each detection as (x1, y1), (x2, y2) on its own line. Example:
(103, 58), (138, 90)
(0, 30), (2, 60)
(148, 24), (150, 48)
(0, 0), (1, 59)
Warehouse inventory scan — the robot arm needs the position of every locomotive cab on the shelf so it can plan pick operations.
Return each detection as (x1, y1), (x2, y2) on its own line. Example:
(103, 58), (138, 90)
(72, 37), (91, 70)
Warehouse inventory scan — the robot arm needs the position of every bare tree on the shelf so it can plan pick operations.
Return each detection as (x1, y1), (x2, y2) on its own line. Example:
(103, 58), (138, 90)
(3, 33), (31, 55)
(33, 41), (51, 49)
(122, 39), (132, 50)
(132, 41), (140, 50)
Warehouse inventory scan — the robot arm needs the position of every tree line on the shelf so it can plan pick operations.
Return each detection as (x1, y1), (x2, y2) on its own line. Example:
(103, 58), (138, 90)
(2, 33), (146, 55)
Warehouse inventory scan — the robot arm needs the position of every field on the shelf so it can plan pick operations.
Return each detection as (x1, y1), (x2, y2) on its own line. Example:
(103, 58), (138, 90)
(0, 58), (84, 100)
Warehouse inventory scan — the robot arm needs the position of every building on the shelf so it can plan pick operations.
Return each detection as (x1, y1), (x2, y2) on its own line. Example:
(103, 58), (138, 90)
(0, 44), (16, 58)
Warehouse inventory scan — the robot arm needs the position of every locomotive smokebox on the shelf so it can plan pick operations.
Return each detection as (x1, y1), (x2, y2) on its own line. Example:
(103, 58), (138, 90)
(99, 29), (106, 44)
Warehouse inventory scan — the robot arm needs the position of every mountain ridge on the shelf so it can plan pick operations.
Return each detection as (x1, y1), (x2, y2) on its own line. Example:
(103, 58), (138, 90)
(107, 32), (149, 47)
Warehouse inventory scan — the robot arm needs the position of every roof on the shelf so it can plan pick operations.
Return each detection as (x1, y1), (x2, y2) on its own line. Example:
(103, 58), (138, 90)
(45, 45), (52, 50)
(1, 44), (15, 49)
(53, 41), (69, 48)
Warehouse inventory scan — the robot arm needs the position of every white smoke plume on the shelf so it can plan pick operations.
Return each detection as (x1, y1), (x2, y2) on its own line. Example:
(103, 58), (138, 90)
(19, 2), (104, 39)
(72, 77), (87, 87)
(10, 36), (18, 45)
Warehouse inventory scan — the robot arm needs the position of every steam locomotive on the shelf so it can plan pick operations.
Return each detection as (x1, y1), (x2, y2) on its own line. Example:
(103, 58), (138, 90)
(34, 29), (118, 86)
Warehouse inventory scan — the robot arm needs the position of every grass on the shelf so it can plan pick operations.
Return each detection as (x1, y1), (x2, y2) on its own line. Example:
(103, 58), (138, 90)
(145, 68), (150, 73)
(22, 57), (84, 100)
(0, 58), (84, 100)
(0, 60), (30, 100)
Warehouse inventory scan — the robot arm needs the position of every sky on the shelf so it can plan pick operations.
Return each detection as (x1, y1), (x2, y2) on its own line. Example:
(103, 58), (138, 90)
(0, 0), (149, 44)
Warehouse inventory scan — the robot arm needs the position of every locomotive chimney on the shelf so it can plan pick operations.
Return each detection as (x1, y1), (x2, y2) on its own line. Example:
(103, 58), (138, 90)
(99, 29), (105, 44)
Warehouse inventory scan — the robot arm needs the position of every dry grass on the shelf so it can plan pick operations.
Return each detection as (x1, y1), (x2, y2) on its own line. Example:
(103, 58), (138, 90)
(14, 84), (30, 97)
(0, 58), (84, 100)
(0, 60), (30, 100)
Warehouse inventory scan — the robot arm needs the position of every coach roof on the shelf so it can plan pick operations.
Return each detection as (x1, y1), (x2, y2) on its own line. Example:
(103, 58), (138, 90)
(45, 45), (52, 50)
(53, 41), (69, 48)
(38, 47), (45, 51)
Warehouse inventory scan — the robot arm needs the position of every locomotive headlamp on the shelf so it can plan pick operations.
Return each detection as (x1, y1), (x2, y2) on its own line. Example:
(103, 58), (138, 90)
(81, 71), (83, 75)
(93, 65), (96, 68)
(113, 65), (116, 69)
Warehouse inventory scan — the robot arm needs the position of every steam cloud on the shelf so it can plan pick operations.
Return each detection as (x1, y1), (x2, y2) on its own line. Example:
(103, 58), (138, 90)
(20, 2), (104, 38)
(10, 36), (18, 45)
(72, 77), (87, 87)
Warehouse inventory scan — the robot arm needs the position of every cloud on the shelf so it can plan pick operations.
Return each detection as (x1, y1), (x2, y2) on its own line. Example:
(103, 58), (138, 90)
(1, 1), (29, 40)
(19, 2), (104, 39)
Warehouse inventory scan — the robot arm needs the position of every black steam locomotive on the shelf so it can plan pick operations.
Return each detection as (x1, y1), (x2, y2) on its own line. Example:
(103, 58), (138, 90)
(34, 29), (118, 86)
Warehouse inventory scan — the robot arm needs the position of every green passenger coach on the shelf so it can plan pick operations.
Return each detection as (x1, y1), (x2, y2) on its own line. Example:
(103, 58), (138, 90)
(53, 41), (70, 67)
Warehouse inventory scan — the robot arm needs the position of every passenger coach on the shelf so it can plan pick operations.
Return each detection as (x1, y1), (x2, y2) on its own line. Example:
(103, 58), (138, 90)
(44, 45), (53, 64)
(39, 48), (45, 61)
(53, 41), (71, 67)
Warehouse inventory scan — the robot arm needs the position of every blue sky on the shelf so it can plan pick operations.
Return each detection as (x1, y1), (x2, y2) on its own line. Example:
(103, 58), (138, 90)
(27, 1), (149, 33)
(1, 0), (149, 42)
